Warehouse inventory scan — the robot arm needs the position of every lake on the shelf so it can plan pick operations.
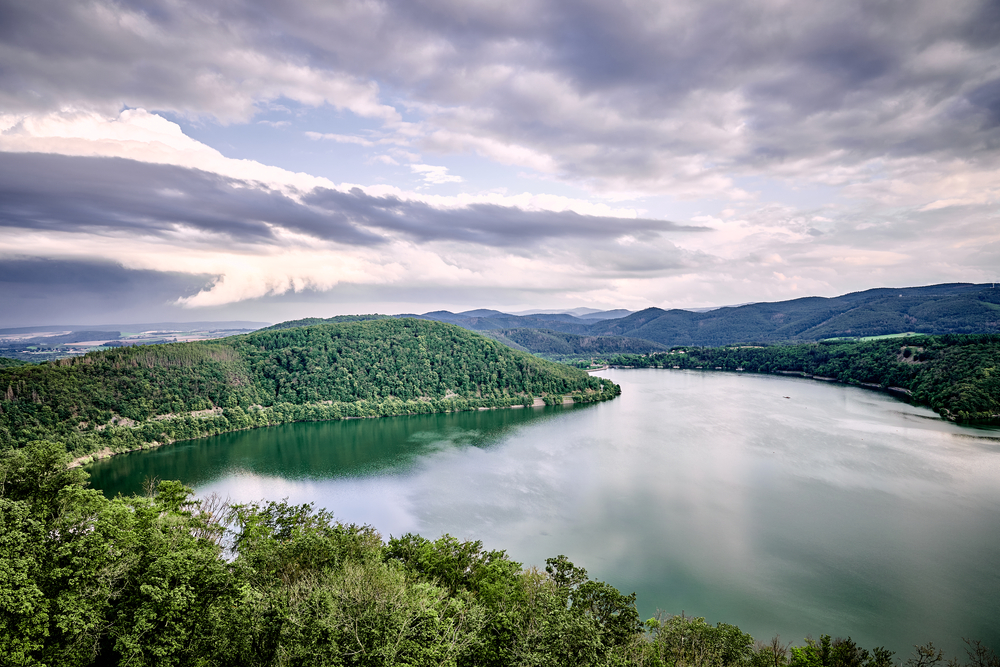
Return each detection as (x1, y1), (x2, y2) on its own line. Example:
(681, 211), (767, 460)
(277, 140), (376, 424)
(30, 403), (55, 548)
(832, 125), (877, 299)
(87, 369), (1000, 656)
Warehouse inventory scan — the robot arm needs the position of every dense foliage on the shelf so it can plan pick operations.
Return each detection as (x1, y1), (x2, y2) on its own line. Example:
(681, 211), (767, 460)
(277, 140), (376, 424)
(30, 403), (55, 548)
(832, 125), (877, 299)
(259, 314), (391, 331)
(482, 328), (666, 358)
(0, 319), (619, 456)
(605, 334), (1000, 423)
(234, 319), (605, 403)
(0, 356), (27, 369)
(5, 441), (998, 667)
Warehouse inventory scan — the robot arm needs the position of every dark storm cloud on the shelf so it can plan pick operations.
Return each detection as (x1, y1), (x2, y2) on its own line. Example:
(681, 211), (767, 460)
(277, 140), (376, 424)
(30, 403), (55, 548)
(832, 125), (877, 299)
(267, 0), (1000, 186)
(967, 78), (1000, 128)
(253, 1), (1000, 159)
(527, 0), (999, 170)
(4, 0), (1000, 194)
(304, 187), (705, 246)
(0, 153), (382, 245)
(0, 153), (698, 248)
(0, 257), (216, 328)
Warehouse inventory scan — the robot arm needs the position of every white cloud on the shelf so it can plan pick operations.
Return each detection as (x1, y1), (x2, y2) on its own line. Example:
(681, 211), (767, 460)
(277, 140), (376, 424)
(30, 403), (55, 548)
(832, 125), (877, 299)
(409, 163), (463, 185)
(5, 0), (1000, 207)
(305, 132), (376, 146)
(2, 105), (996, 314)
(0, 109), (642, 218)
(0, 109), (336, 195)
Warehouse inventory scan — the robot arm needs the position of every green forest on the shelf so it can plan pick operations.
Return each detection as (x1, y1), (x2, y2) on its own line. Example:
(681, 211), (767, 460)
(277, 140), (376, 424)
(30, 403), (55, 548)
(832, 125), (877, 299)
(0, 356), (27, 369)
(4, 440), (998, 667)
(601, 334), (1000, 424)
(0, 319), (619, 457)
(259, 314), (391, 331)
(481, 328), (667, 358)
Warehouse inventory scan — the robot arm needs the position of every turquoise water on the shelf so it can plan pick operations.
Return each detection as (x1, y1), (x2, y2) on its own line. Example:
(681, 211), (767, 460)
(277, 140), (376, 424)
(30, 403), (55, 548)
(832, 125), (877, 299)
(87, 369), (1000, 656)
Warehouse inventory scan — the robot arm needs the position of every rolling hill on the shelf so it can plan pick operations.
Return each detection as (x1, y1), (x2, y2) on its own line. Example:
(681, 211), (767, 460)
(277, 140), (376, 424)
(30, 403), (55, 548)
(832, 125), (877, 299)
(0, 318), (619, 457)
(482, 329), (667, 357)
(408, 283), (1000, 347)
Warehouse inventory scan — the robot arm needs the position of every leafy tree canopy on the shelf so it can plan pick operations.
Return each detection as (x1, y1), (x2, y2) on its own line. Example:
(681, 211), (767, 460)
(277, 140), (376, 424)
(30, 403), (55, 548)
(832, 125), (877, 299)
(3, 440), (997, 666)
(0, 319), (619, 456)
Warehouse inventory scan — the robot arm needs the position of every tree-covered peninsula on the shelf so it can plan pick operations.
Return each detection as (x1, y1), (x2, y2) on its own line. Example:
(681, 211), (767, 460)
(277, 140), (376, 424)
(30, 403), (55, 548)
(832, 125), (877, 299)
(603, 334), (1000, 424)
(0, 318), (619, 458)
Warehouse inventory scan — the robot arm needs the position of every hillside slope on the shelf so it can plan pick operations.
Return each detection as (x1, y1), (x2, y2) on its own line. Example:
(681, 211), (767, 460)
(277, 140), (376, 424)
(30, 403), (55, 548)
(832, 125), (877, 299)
(258, 314), (390, 331)
(484, 328), (666, 357)
(401, 311), (595, 333)
(0, 319), (618, 456)
(407, 284), (1000, 346)
(587, 284), (1000, 345)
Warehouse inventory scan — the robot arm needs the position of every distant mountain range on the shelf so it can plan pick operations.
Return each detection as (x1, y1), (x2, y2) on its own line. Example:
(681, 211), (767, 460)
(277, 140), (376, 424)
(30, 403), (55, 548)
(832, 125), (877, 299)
(401, 283), (1000, 353)
(402, 308), (632, 324)
(4, 284), (999, 362)
(507, 307), (636, 319)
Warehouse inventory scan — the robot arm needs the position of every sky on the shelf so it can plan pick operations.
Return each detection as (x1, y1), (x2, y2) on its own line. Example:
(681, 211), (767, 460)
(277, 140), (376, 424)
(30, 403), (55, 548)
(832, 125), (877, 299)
(1, 0), (999, 327)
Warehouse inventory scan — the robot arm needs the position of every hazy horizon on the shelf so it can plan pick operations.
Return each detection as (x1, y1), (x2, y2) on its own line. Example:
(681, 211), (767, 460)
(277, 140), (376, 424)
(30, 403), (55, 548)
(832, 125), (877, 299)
(6, 280), (996, 331)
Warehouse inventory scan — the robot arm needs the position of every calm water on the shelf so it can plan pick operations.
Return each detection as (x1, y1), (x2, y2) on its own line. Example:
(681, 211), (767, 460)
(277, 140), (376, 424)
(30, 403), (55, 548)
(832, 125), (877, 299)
(88, 370), (1000, 656)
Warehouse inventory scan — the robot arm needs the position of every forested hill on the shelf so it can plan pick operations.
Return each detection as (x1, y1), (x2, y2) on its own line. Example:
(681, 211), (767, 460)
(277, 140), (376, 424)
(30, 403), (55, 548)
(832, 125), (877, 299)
(404, 283), (1000, 346)
(605, 333), (1000, 424)
(587, 283), (1000, 345)
(0, 318), (619, 457)
(258, 313), (390, 331)
(482, 328), (667, 357)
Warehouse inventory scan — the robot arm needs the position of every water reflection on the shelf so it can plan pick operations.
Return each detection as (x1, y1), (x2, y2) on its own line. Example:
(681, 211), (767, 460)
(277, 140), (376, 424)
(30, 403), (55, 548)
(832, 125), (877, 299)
(89, 404), (577, 493)
(87, 370), (1000, 656)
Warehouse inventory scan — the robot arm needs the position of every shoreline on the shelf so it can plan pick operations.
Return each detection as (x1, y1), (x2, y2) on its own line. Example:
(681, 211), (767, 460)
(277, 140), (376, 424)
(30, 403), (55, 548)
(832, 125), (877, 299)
(607, 365), (1000, 426)
(70, 393), (600, 468)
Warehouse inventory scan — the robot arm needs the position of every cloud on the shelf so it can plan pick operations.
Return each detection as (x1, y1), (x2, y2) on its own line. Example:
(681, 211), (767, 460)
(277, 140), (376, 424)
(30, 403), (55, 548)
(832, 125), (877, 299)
(306, 132), (376, 146)
(0, 151), (700, 250)
(0, 0), (398, 123)
(0, 257), (216, 327)
(409, 163), (463, 184)
(0, 150), (713, 311)
(5, 0), (999, 201)
(0, 152), (384, 246)
(229, 0), (1000, 199)
(303, 187), (706, 246)
(369, 155), (400, 166)
(2, 0), (999, 320)
(0, 108), (649, 218)
(0, 108), (339, 195)
(0, 141), (993, 318)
